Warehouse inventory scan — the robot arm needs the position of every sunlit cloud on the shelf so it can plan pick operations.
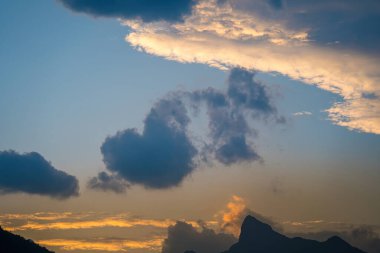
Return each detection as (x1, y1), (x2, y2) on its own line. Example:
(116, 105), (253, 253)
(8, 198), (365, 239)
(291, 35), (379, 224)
(1, 212), (205, 232)
(9, 217), (175, 231)
(0, 212), (76, 221)
(37, 238), (163, 252)
(123, 0), (380, 134)
(217, 195), (248, 236)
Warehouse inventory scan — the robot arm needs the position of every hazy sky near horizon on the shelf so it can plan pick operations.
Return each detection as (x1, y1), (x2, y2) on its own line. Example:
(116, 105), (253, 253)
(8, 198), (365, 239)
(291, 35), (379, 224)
(1, 1), (380, 253)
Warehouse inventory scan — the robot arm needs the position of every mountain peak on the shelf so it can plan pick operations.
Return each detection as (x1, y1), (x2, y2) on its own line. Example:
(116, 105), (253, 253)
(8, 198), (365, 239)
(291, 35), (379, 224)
(225, 215), (367, 253)
(240, 216), (272, 236)
(239, 215), (284, 244)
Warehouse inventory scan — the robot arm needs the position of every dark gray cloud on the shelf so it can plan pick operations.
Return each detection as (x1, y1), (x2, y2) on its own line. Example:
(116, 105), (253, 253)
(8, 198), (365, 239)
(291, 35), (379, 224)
(227, 68), (275, 115)
(0, 150), (79, 199)
(189, 68), (277, 165)
(288, 1), (380, 54)
(101, 98), (197, 189)
(94, 68), (279, 192)
(234, 0), (380, 54)
(215, 136), (259, 165)
(362, 92), (378, 100)
(162, 221), (237, 253)
(87, 172), (129, 193)
(58, 0), (196, 22)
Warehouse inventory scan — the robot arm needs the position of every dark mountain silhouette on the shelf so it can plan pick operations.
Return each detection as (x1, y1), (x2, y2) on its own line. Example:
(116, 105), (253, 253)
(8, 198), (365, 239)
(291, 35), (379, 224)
(0, 226), (54, 253)
(222, 215), (366, 253)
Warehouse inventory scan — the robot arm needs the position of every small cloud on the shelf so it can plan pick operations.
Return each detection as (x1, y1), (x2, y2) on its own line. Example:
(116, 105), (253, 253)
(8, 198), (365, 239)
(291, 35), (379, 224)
(87, 172), (129, 194)
(362, 92), (378, 100)
(293, 111), (312, 117)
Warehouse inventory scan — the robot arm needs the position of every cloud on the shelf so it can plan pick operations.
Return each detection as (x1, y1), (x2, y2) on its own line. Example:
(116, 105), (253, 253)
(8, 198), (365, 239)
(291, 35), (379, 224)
(188, 68), (277, 165)
(0, 150), (79, 199)
(101, 98), (197, 189)
(58, 0), (196, 22)
(227, 69), (275, 114)
(277, 0), (380, 54)
(7, 216), (175, 231)
(37, 238), (163, 252)
(1, 211), (212, 233)
(96, 68), (278, 191)
(162, 221), (236, 253)
(88, 172), (130, 193)
(124, 0), (380, 134)
(0, 212), (76, 221)
(216, 195), (279, 237)
(161, 195), (278, 253)
(293, 111), (312, 117)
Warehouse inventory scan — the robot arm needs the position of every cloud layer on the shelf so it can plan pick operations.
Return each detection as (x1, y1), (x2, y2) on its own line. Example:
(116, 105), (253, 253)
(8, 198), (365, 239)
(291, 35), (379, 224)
(0, 150), (79, 199)
(124, 0), (380, 134)
(58, 0), (196, 22)
(38, 238), (163, 252)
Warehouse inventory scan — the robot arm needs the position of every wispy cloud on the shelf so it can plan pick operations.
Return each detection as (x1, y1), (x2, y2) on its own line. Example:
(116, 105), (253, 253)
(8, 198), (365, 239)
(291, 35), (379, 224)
(1, 212), (204, 232)
(293, 111), (312, 117)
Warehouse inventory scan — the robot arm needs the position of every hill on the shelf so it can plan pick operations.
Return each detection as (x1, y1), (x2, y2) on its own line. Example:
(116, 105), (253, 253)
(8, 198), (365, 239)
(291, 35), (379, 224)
(0, 226), (54, 253)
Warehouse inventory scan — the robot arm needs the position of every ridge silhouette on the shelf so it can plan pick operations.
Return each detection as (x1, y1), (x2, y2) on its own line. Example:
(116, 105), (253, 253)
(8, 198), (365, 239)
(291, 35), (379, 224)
(0, 226), (54, 253)
(222, 215), (366, 253)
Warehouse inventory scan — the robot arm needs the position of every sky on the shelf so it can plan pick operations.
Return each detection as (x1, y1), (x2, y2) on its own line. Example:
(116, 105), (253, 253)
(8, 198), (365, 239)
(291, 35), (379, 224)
(0, 0), (380, 253)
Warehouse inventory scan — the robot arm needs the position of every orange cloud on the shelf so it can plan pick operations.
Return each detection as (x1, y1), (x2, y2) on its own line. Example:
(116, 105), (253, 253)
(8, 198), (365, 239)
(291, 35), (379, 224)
(12, 217), (176, 231)
(217, 195), (248, 236)
(37, 238), (163, 252)
(1, 212), (208, 232)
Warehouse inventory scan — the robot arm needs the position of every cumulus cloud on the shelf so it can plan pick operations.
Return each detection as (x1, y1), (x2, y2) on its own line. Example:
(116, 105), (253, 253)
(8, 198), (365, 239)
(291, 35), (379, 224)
(101, 98), (197, 189)
(124, 0), (380, 134)
(162, 221), (236, 253)
(0, 150), (79, 199)
(95, 68), (278, 191)
(58, 0), (196, 22)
